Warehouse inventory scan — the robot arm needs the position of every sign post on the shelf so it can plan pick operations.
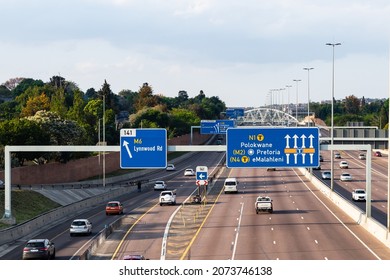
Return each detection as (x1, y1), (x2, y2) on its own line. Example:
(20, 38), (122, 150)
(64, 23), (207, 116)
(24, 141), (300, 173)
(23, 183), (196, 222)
(226, 127), (320, 168)
(120, 128), (167, 169)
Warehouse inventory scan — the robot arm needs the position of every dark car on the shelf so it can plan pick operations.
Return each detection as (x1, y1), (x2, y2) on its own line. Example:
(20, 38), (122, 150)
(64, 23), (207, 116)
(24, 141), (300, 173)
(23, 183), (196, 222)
(375, 151), (382, 157)
(22, 239), (56, 260)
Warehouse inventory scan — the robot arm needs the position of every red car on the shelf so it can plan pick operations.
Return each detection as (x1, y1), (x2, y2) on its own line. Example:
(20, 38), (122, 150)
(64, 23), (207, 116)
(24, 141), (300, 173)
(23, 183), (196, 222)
(375, 151), (382, 157)
(105, 201), (123, 215)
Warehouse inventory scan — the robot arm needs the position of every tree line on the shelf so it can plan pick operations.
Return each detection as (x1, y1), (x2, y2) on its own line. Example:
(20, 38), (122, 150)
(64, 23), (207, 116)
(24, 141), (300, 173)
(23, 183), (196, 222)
(310, 95), (388, 129)
(0, 77), (225, 167)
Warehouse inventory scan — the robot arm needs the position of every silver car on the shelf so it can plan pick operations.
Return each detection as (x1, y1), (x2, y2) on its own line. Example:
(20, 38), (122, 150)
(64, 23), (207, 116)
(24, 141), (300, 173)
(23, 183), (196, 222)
(321, 171), (331, 180)
(340, 172), (352, 182)
(154, 180), (167, 190)
(70, 219), (92, 236)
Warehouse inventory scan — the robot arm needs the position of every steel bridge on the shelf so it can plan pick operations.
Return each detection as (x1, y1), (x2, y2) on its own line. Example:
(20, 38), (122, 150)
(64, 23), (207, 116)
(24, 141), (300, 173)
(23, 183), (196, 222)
(236, 107), (302, 126)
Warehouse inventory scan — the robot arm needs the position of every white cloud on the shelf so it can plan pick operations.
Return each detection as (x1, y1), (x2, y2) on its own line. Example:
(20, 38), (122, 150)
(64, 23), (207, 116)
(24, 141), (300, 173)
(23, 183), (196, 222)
(0, 0), (389, 107)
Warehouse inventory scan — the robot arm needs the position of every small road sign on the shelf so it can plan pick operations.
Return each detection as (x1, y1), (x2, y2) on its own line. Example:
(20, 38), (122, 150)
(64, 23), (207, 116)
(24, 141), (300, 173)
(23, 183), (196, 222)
(120, 128), (167, 169)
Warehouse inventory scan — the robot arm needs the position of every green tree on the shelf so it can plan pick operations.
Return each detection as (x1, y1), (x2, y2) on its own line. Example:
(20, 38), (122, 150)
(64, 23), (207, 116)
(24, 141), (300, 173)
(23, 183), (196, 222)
(50, 88), (67, 118)
(12, 78), (44, 97)
(168, 108), (200, 137)
(129, 106), (169, 129)
(0, 118), (50, 165)
(26, 110), (88, 162)
(67, 89), (86, 124)
(0, 101), (19, 120)
(344, 95), (360, 115)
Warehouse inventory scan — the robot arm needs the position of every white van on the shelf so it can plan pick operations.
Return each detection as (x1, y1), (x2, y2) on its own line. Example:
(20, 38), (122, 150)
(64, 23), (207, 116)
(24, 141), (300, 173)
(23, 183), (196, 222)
(224, 178), (238, 194)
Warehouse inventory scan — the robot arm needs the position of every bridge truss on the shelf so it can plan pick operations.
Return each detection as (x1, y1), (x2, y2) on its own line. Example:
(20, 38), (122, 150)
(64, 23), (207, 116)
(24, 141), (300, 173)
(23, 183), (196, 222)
(236, 107), (301, 126)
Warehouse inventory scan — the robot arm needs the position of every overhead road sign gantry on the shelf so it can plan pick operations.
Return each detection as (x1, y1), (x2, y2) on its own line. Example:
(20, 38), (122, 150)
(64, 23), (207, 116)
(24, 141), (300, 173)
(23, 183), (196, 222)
(120, 128), (167, 169)
(200, 120), (235, 134)
(226, 127), (320, 168)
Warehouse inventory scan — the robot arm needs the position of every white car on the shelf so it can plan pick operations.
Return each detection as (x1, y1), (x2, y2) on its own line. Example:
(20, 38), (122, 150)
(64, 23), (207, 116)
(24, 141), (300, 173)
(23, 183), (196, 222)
(154, 181), (167, 190)
(334, 152), (341, 159)
(352, 189), (366, 201)
(159, 190), (177, 206)
(358, 153), (366, 160)
(321, 171), (331, 180)
(224, 178), (238, 194)
(184, 168), (195, 176)
(70, 219), (92, 236)
(166, 163), (175, 171)
(340, 172), (352, 181)
(339, 161), (349, 169)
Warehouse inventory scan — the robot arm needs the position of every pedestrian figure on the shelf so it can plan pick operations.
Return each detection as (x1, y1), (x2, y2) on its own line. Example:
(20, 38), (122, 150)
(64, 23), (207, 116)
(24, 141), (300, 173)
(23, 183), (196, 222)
(137, 181), (141, 192)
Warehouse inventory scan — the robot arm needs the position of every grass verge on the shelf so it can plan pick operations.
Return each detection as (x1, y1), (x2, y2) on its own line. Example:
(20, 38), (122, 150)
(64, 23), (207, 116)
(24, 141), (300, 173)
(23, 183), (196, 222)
(0, 190), (61, 230)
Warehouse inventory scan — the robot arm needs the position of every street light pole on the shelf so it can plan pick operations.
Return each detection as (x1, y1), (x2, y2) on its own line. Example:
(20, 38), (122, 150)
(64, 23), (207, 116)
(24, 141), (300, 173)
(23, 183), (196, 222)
(285, 85), (292, 114)
(303, 67), (314, 127)
(293, 79), (301, 123)
(326, 42), (341, 191)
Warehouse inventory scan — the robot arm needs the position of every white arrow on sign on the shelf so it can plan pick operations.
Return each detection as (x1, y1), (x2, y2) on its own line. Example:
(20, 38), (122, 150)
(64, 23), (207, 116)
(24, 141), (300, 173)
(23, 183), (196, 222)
(199, 173), (206, 180)
(122, 140), (133, 159)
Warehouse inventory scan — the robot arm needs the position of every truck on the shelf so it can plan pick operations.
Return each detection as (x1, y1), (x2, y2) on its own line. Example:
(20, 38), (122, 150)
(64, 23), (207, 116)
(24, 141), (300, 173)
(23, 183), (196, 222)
(255, 196), (273, 214)
(159, 190), (177, 206)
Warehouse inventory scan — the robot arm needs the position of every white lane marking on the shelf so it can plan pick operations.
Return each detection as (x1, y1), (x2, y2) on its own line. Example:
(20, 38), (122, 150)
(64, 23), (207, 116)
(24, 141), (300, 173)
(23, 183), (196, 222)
(231, 203), (244, 260)
(292, 169), (382, 260)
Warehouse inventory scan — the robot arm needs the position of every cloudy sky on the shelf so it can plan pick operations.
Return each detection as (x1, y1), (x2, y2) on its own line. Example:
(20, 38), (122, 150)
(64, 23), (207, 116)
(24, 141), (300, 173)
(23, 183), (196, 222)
(0, 0), (389, 107)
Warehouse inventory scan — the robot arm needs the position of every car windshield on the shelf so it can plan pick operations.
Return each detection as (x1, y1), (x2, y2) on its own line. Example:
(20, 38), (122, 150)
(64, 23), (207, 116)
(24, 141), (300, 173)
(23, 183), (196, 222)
(26, 242), (44, 247)
(225, 181), (236, 185)
(356, 190), (365, 194)
(107, 203), (119, 207)
(72, 221), (86, 226)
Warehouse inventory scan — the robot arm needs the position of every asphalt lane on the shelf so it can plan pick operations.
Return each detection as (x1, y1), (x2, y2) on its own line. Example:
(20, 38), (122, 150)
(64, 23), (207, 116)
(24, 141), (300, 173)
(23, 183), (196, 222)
(183, 167), (390, 260)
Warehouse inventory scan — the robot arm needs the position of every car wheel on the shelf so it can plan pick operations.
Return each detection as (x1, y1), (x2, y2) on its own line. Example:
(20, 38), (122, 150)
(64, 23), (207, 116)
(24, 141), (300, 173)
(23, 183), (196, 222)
(51, 250), (56, 259)
(160, 203), (163, 206)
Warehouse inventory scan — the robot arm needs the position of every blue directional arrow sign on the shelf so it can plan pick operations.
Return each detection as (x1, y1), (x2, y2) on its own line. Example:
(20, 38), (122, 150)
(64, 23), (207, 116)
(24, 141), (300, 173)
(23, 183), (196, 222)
(200, 120), (235, 134)
(226, 127), (320, 168)
(120, 128), (167, 169)
(196, 172), (208, 181)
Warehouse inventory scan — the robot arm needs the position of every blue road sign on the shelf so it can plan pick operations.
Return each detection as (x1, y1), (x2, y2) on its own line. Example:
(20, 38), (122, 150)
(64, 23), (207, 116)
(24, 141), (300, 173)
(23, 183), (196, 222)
(196, 172), (208, 181)
(225, 108), (244, 119)
(200, 120), (235, 134)
(226, 127), (320, 168)
(120, 128), (167, 169)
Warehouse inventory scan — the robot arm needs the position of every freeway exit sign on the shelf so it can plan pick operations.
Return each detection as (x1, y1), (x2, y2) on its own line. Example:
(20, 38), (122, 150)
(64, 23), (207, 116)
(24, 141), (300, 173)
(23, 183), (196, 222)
(226, 127), (320, 168)
(120, 128), (167, 169)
